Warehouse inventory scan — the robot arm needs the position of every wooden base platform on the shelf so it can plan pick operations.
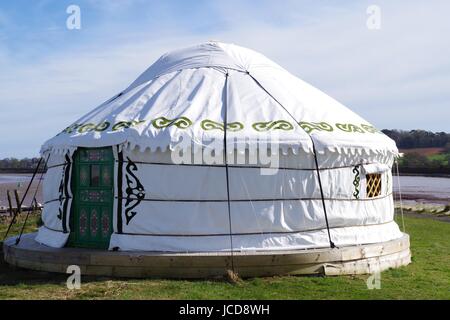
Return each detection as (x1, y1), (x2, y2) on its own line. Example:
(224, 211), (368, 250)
(3, 233), (411, 278)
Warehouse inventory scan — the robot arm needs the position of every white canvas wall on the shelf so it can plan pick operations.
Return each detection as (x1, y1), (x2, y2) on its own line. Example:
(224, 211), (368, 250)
(109, 147), (402, 252)
(36, 146), (402, 251)
(35, 152), (71, 247)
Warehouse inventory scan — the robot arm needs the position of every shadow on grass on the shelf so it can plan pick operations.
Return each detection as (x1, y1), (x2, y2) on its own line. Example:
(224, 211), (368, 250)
(0, 253), (66, 286)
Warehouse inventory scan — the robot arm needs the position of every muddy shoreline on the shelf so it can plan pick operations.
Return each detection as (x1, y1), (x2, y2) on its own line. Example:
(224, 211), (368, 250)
(399, 193), (450, 205)
(0, 174), (44, 209)
(394, 172), (450, 178)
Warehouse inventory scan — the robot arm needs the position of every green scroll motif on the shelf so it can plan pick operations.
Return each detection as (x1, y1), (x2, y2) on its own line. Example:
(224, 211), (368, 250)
(78, 123), (96, 133)
(361, 124), (380, 133)
(252, 120), (294, 132)
(336, 123), (365, 133)
(112, 120), (146, 131)
(61, 123), (80, 134)
(152, 116), (192, 129)
(352, 165), (360, 199)
(201, 119), (244, 132)
(59, 118), (382, 136)
(62, 120), (142, 134)
(298, 121), (333, 134)
(94, 121), (111, 132)
(77, 121), (111, 133)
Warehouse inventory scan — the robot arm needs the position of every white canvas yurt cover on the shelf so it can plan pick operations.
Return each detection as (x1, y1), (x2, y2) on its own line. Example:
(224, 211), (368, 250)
(37, 41), (402, 252)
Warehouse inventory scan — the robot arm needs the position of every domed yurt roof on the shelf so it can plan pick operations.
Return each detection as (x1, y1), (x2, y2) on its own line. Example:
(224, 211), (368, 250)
(10, 41), (411, 278)
(42, 41), (398, 157)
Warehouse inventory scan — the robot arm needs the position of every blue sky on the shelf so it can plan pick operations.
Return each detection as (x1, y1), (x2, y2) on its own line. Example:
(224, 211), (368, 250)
(0, 0), (449, 158)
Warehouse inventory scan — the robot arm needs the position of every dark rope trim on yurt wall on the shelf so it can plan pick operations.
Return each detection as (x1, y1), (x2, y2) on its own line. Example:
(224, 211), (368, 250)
(117, 146), (124, 234)
(112, 192), (393, 203)
(247, 72), (336, 248)
(114, 219), (395, 238)
(223, 72), (235, 272)
(46, 163), (66, 170)
(61, 154), (73, 234)
(114, 159), (382, 172)
(47, 190), (395, 204)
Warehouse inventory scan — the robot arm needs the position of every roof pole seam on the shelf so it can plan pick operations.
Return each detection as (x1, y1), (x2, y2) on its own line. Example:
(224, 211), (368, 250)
(246, 72), (336, 249)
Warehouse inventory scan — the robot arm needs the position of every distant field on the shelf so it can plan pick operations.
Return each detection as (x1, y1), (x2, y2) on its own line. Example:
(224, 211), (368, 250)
(1, 213), (449, 300)
(398, 147), (449, 171)
(399, 147), (445, 156)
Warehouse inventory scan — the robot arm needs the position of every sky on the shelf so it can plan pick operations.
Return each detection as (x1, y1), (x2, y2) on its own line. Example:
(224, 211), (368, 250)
(0, 0), (449, 158)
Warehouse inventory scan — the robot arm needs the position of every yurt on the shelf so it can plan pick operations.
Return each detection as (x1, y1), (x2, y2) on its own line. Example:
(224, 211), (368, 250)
(4, 42), (411, 278)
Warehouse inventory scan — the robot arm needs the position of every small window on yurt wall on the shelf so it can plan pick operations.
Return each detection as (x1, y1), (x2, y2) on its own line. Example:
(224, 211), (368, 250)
(366, 173), (382, 198)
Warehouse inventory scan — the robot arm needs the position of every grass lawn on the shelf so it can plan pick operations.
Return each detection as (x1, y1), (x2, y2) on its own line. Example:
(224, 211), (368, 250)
(0, 213), (449, 300)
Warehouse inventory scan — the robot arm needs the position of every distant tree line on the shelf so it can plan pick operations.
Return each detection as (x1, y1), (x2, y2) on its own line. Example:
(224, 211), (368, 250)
(0, 158), (41, 169)
(382, 129), (450, 150)
(381, 130), (450, 175)
(0, 158), (45, 173)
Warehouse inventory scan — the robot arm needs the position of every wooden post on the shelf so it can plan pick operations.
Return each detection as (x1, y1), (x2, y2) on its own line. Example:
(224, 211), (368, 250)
(33, 198), (40, 213)
(7, 190), (14, 218)
(14, 189), (21, 215)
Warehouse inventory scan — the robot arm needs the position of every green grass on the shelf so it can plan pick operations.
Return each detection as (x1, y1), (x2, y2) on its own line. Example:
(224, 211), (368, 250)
(397, 150), (449, 168)
(0, 214), (449, 300)
(428, 153), (449, 166)
(0, 212), (41, 240)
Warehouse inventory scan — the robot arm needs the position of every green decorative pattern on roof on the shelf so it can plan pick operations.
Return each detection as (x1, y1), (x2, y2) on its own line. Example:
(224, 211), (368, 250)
(60, 118), (382, 136)
(336, 123), (365, 133)
(201, 119), (244, 131)
(252, 120), (294, 132)
(112, 120), (146, 131)
(361, 124), (380, 133)
(94, 121), (111, 132)
(298, 122), (333, 134)
(152, 117), (192, 129)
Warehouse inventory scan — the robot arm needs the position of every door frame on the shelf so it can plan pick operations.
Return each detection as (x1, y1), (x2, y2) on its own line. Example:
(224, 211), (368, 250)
(67, 147), (114, 249)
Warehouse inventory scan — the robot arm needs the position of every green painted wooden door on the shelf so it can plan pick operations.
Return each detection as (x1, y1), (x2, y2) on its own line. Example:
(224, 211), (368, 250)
(68, 147), (114, 249)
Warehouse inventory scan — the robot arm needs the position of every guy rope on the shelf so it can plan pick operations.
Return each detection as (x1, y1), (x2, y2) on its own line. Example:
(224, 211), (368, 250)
(3, 157), (44, 241)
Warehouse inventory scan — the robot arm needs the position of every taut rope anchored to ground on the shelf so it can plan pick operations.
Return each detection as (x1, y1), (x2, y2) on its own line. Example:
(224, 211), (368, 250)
(15, 154), (51, 245)
(3, 157), (44, 241)
(395, 159), (406, 232)
(222, 72), (235, 273)
(311, 142), (336, 248)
